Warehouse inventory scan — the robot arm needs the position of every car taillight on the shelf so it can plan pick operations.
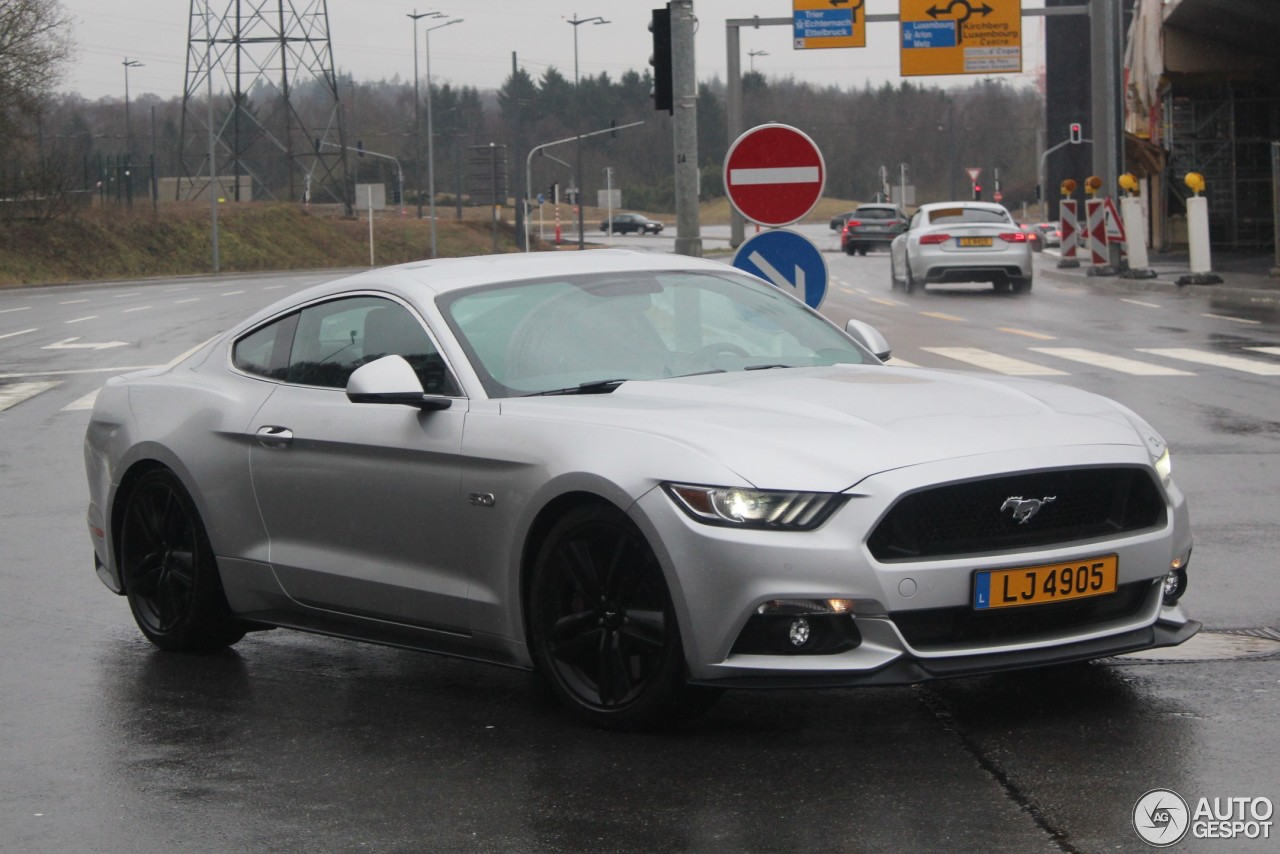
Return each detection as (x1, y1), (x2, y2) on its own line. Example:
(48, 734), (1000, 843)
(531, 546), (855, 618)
(919, 233), (950, 245)
(998, 232), (1028, 243)
(846, 220), (862, 228)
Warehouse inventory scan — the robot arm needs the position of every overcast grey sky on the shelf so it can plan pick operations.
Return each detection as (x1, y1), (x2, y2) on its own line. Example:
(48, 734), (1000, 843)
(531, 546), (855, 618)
(60, 0), (1047, 102)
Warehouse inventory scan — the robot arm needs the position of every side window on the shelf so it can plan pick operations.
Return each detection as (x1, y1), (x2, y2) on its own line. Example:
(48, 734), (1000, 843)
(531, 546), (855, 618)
(232, 313), (297, 380)
(286, 296), (460, 395)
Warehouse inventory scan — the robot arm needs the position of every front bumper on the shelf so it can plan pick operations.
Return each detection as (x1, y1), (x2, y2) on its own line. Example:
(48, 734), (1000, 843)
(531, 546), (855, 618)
(630, 446), (1194, 686)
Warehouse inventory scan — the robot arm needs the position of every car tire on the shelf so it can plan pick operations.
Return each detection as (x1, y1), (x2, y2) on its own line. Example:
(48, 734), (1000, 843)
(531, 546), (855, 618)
(1012, 275), (1033, 294)
(844, 244), (856, 256)
(118, 468), (246, 653)
(857, 246), (868, 257)
(528, 504), (716, 729)
(889, 259), (901, 290)
(904, 261), (919, 295)
(993, 279), (1012, 294)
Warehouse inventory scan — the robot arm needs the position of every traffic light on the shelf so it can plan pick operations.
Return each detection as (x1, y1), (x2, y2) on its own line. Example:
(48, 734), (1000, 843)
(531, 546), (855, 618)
(356, 140), (365, 157)
(1069, 122), (1082, 144)
(649, 7), (673, 114)
(972, 182), (982, 201)
(548, 182), (559, 203)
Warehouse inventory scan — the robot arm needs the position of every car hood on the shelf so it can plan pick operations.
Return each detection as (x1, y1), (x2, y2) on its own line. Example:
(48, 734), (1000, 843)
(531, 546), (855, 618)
(499, 365), (1150, 492)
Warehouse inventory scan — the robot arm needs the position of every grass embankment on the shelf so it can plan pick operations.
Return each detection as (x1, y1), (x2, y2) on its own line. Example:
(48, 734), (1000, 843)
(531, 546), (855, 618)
(0, 203), (523, 287)
(0, 196), (863, 287)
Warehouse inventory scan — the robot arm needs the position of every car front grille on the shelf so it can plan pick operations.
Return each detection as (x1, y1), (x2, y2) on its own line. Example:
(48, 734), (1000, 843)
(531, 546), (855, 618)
(867, 467), (1166, 561)
(890, 581), (1154, 649)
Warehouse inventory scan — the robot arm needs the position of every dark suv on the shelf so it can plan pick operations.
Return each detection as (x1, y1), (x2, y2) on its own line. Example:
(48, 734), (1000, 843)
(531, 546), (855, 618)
(840, 204), (909, 255)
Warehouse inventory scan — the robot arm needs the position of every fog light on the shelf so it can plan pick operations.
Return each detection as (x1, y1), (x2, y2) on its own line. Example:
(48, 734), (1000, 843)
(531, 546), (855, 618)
(788, 617), (811, 647)
(1162, 568), (1188, 603)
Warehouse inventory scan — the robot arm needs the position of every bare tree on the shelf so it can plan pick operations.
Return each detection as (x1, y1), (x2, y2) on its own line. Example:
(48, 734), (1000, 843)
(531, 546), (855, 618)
(0, 0), (72, 153)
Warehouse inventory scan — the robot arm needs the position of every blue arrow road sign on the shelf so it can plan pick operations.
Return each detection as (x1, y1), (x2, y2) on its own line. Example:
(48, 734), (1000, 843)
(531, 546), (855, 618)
(732, 229), (828, 309)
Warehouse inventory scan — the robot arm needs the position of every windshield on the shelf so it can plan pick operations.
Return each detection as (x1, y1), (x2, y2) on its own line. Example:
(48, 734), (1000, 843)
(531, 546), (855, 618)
(439, 270), (875, 397)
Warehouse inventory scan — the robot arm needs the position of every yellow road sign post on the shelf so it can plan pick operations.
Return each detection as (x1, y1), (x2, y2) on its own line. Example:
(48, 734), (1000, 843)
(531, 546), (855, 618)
(899, 0), (1022, 77)
(793, 0), (866, 50)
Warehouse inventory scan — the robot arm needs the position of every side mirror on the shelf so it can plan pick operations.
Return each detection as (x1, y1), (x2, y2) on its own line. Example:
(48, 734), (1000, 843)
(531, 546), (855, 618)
(844, 319), (892, 362)
(346, 355), (452, 410)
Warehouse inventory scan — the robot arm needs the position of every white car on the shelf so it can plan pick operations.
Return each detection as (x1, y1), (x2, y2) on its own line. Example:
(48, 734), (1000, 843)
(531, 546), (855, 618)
(891, 202), (1035, 294)
(84, 250), (1195, 728)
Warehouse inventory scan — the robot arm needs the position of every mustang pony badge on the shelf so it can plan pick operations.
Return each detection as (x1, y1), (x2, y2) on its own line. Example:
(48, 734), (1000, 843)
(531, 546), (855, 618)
(1001, 495), (1056, 524)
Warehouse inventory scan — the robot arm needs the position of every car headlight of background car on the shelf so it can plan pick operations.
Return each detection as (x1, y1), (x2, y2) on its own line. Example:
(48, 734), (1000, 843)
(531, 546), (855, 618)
(663, 484), (846, 531)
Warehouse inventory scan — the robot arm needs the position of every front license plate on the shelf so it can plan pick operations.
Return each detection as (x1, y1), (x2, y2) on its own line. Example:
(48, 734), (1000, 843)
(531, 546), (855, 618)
(973, 555), (1118, 610)
(958, 236), (993, 247)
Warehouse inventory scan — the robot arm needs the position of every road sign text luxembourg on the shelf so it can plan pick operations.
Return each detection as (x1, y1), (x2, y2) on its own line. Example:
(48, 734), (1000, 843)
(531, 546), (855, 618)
(793, 0), (866, 50)
(900, 0), (1022, 77)
(732, 230), (829, 310)
(724, 124), (826, 228)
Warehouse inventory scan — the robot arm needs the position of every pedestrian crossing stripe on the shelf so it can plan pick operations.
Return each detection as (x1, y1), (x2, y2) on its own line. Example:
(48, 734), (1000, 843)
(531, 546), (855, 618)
(920, 348), (1068, 376)
(62, 390), (99, 411)
(1029, 348), (1194, 376)
(1137, 348), (1280, 376)
(1246, 347), (1280, 358)
(0, 381), (59, 412)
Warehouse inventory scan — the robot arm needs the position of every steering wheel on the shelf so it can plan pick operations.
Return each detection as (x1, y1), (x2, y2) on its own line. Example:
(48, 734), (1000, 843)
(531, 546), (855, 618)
(693, 342), (749, 361)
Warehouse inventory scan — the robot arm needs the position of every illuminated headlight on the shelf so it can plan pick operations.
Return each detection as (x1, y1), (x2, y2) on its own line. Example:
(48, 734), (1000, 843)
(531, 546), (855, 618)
(1153, 446), (1172, 487)
(663, 483), (845, 530)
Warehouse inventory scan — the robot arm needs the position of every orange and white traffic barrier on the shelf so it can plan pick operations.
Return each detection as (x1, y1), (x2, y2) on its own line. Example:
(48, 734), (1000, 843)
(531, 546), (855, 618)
(1085, 198), (1108, 266)
(1059, 199), (1079, 263)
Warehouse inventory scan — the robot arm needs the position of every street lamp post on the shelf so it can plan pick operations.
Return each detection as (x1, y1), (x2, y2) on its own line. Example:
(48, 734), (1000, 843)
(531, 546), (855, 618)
(425, 17), (462, 258)
(747, 49), (768, 72)
(122, 58), (144, 162)
(568, 13), (609, 250)
(407, 10), (444, 220)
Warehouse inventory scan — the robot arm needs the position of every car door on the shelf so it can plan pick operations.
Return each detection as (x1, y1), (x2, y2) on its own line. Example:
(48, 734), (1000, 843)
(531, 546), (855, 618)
(247, 294), (471, 633)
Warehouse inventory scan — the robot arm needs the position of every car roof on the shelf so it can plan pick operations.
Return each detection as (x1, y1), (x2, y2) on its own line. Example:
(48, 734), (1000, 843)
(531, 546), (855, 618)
(315, 249), (729, 297)
(916, 201), (1010, 214)
(854, 204), (901, 210)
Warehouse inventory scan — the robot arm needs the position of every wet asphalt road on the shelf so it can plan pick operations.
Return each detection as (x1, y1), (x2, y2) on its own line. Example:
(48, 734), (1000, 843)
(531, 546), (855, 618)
(1, 256), (1278, 853)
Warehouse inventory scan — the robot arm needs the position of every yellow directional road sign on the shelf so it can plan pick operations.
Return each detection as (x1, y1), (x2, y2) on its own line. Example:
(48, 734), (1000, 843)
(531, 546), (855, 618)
(899, 0), (1022, 77)
(793, 0), (866, 50)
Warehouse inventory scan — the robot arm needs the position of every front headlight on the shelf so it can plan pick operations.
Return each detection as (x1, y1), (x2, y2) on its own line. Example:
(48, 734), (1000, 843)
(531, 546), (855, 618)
(1153, 446), (1172, 487)
(663, 483), (845, 531)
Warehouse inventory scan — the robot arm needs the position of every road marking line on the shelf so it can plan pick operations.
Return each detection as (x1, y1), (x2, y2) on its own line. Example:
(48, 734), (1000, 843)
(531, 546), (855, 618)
(0, 328), (37, 340)
(65, 315), (98, 324)
(0, 365), (160, 379)
(919, 311), (966, 322)
(122, 305), (152, 313)
(1120, 298), (1162, 308)
(62, 389), (99, 411)
(111, 292), (141, 298)
(998, 327), (1056, 340)
(58, 299), (90, 305)
(885, 357), (919, 367)
(868, 297), (899, 307)
(0, 306), (32, 314)
(174, 298), (201, 304)
(163, 286), (189, 292)
(221, 290), (246, 296)
(922, 347), (1067, 376)
(1138, 348), (1280, 376)
(166, 335), (220, 368)
(0, 380), (59, 412)
(1202, 312), (1261, 326)
(1030, 348), (1194, 376)
(263, 285), (288, 290)
(1246, 347), (1280, 358)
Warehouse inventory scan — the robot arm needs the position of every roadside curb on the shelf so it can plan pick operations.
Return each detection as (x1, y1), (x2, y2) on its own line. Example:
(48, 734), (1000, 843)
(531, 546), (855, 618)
(1037, 260), (1280, 309)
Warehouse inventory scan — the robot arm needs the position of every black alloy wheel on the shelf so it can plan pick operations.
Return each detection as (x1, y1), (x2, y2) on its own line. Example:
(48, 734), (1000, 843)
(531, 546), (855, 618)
(119, 469), (245, 652)
(529, 505), (713, 728)
(904, 261), (919, 295)
(1013, 275), (1033, 294)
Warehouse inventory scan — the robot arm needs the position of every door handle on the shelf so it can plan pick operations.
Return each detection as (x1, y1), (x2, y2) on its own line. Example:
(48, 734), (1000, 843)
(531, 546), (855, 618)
(255, 425), (294, 448)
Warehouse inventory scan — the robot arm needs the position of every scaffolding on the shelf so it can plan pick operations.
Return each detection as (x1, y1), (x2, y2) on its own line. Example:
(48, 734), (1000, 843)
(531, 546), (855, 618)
(178, 0), (351, 212)
(1165, 80), (1280, 249)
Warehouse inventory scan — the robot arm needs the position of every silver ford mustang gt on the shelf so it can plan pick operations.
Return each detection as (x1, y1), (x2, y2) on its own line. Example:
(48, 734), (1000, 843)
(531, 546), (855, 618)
(84, 250), (1196, 728)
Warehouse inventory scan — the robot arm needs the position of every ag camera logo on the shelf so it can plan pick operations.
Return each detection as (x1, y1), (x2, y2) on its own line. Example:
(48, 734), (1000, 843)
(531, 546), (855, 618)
(1133, 789), (1189, 847)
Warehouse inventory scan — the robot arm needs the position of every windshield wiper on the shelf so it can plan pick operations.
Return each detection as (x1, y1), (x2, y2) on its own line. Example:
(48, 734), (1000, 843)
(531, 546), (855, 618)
(744, 363), (795, 371)
(525, 378), (628, 397)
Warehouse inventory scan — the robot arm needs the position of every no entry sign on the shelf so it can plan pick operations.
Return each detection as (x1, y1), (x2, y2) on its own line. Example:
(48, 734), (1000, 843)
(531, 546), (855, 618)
(723, 123), (825, 228)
